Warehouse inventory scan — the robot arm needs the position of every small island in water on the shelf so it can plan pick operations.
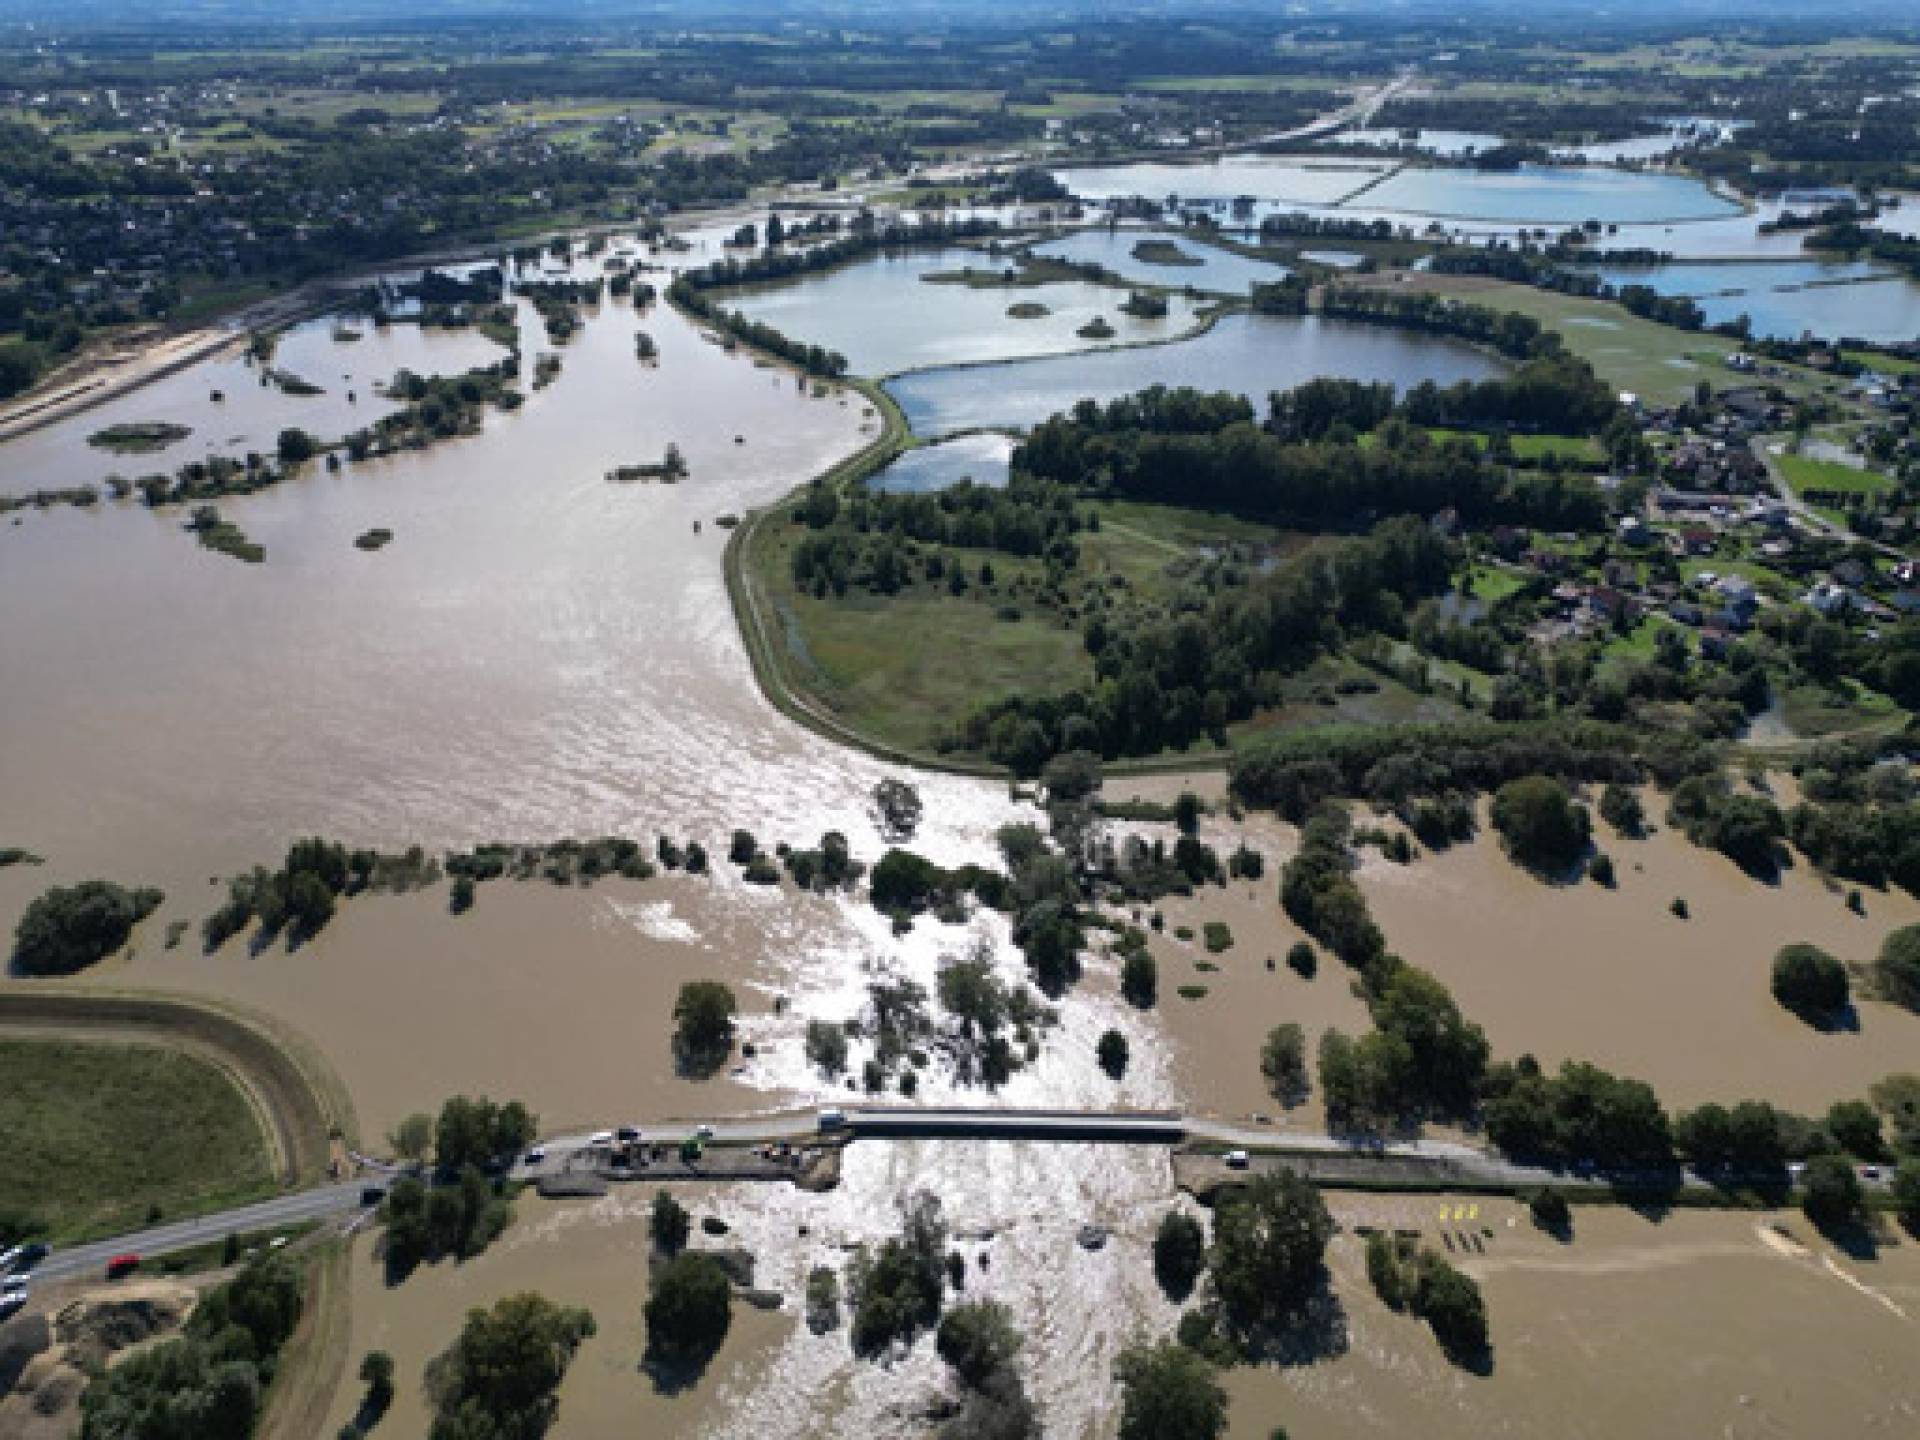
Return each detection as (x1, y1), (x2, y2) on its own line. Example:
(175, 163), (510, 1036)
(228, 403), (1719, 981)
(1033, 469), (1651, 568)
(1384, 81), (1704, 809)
(86, 421), (192, 453)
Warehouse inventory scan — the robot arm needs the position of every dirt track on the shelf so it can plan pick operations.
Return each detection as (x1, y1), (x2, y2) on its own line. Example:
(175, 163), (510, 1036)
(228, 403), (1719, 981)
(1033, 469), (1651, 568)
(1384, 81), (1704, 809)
(0, 988), (352, 1185)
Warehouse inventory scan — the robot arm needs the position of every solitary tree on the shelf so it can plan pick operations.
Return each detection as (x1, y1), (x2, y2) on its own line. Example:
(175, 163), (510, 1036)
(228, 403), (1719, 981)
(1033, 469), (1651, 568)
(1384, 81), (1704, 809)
(644, 1252), (733, 1367)
(1152, 1211), (1206, 1299)
(651, 1191), (691, 1256)
(1208, 1171), (1332, 1335)
(673, 981), (739, 1070)
(1771, 943), (1849, 1021)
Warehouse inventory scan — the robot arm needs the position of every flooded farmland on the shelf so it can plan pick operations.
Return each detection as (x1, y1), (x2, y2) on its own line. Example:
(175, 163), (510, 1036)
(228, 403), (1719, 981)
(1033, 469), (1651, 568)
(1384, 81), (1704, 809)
(1230, 1200), (1920, 1440)
(3, 178), (1918, 1440)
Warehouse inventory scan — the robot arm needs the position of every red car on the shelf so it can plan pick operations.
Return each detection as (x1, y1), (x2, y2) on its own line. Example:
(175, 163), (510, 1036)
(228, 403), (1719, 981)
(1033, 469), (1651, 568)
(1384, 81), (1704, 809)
(105, 1253), (141, 1280)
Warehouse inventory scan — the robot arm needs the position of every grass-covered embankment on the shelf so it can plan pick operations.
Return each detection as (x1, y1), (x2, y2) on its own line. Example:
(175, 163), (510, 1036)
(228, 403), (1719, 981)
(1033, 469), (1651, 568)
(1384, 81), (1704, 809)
(0, 1036), (277, 1242)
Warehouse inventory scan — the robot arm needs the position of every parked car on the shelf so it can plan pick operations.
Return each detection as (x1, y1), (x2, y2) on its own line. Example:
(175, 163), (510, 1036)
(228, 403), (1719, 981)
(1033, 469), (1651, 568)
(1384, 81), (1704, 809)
(1224, 1150), (1250, 1170)
(817, 1108), (848, 1131)
(106, 1253), (141, 1280)
(360, 1185), (388, 1206)
(524, 1147), (547, 1165)
(693, 1124), (715, 1140)
(615, 1126), (641, 1144)
(13, 1243), (49, 1273)
(588, 1131), (614, 1148)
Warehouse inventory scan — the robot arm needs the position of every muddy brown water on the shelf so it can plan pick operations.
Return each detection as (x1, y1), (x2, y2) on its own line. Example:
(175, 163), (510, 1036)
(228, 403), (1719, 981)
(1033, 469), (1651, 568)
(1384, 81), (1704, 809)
(1229, 1199), (1920, 1440)
(6, 235), (1920, 1437)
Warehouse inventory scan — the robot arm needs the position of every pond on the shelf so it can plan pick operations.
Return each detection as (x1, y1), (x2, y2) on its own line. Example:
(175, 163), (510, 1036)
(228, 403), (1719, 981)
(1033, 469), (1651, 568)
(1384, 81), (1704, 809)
(885, 310), (1501, 437)
(715, 247), (1209, 376)
(1582, 258), (1920, 342)
(866, 432), (1017, 492)
(1028, 226), (1293, 295)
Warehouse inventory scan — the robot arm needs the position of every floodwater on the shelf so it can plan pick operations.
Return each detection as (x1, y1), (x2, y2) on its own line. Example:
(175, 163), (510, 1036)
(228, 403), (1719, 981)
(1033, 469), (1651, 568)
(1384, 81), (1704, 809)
(1331, 129), (1507, 160)
(1362, 803), (1920, 1113)
(1059, 155), (1740, 225)
(4, 213), (1917, 1439)
(1583, 258), (1920, 343)
(1058, 156), (1387, 208)
(2, 316), (504, 494)
(0, 276), (1012, 905)
(321, 1183), (792, 1440)
(1358, 165), (1740, 225)
(866, 432), (1016, 493)
(715, 248), (1209, 376)
(885, 311), (1501, 438)
(1230, 1200), (1920, 1440)
(1028, 227), (1294, 295)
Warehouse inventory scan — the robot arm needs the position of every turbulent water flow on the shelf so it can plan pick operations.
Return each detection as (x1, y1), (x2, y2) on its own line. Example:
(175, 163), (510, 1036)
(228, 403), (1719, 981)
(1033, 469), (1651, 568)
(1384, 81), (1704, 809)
(0, 220), (1210, 1437)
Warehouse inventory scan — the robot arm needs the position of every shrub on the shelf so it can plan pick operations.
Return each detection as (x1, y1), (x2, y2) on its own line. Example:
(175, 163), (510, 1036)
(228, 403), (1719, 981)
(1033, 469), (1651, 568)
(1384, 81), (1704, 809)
(1800, 1153), (1865, 1231)
(935, 1299), (1022, 1388)
(1202, 922), (1233, 954)
(1120, 947), (1158, 1007)
(644, 1253), (732, 1366)
(1527, 1186), (1571, 1233)
(1285, 940), (1317, 978)
(1259, 1023), (1308, 1105)
(1771, 943), (1850, 1021)
(1877, 925), (1920, 1010)
(1490, 775), (1589, 873)
(11, 880), (163, 976)
(1599, 783), (1644, 836)
(673, 981), (738, 1067)
(805, 1019), (849, 1075)
(1097, 1029), (1130, 1079)
(1152, 1212), (1206, 1299)
(651, 1192), (690, 1255)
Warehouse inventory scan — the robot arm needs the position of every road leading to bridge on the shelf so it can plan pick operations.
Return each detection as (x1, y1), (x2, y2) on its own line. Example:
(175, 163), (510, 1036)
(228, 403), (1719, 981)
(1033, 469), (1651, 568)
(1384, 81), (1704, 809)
(24, 1103), (1876, 1284)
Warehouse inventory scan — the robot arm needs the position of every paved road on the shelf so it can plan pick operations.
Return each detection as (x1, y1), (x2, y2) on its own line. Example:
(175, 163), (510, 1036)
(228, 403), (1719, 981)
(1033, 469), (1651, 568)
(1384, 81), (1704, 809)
(30, 1182), (372, 1284)
(24, 1103), (1889, 1284)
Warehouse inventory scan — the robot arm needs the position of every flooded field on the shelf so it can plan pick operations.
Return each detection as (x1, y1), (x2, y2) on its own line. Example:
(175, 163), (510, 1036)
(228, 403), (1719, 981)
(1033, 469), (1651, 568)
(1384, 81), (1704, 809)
(1059, 156), (1387, 208)
(1058, 155), (1741, 224)
(1028, 227), (1294, 295)
(1362, 807), (1920, 1113)
(3, 315), (504, 494)
(716, 248), (1210, 376)
(1231, 1200), (1920, 1440)
(0, 278), (1010, 906)
(1583, 257), (1920, 343)
(322, 1183), (792, 1440)
(3, 188), (1917, 1440)
(885, 311), (1500, 437)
